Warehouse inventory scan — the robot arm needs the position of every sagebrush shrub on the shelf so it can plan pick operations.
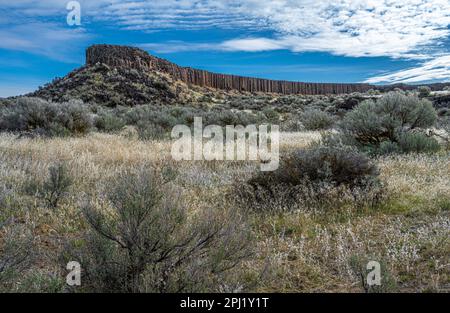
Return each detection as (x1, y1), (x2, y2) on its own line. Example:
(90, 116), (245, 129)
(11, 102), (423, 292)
(341, 92), (438, 154)
(40, 163), (73, 209)
(136, 122), (167, 140)
(250, 142), (379, 189)
(301, 109), (334, 130)
(281, 115), (304, 131)
(67, 168), (251, 292)
(236, 179), (384, 214)
(242, 142), (382, 213)
(396, 132), (441, 154)
(417, 86), (431, 97)
(0, 97), (93, 136)
(94, 113), (126, 132)
(378, 140), (401, 155)
(437, 108), (450, 117)
(262, 107), (280, 123)
(436, 117), (450, 149)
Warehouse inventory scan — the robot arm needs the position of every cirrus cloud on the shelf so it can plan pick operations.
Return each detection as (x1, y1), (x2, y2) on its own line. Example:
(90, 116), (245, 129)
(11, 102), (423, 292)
(1, 0), (450, 83)
(3, 0), (450, 59)
(112, 0), (450, 59)
(365, 54), (450, 84)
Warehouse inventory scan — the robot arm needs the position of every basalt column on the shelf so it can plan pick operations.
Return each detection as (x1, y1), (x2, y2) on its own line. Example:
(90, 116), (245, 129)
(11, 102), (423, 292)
(86, 44), (375, 95)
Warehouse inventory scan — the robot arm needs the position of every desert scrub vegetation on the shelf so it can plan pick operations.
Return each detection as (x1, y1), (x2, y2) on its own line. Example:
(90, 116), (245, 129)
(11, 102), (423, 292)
(300, 108), (335, 130)
(0, 97), (93, 137)
(238, 139), (384, 214)
(340, 92), (440, 155)
(0, 131), (448, 292)
(417, 86), (432, 98)
(38, 163), (73, 210)
(0, 222), (39, 292)
(88, 103), (282, 137)
(93, 112), (126, 133)
(63, 167), (252, 293)
(250, 141), (379, 189)
(0, 87), (449, 293)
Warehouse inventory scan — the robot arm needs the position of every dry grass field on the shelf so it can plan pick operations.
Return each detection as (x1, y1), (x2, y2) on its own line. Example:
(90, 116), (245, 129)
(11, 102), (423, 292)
(1, 130), (448, 292)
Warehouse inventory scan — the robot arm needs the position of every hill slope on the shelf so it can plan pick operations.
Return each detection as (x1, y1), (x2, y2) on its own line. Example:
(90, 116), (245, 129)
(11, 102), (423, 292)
(29, 44), (450, 106)
(29, 60), (207, 107)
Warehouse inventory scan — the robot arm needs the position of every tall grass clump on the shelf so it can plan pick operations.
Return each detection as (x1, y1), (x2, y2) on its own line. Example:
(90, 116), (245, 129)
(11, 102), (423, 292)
(340, 92), (439, 154)
(65, 167), (251, 293)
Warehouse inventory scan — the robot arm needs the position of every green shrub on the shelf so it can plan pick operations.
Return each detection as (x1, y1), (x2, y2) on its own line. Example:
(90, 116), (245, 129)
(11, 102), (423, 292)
(262, 107), (280, 123)
(67, 168), (251, 292)
(301, 109), (334, 130)
(378, 141), (401, 155)
(13, 271), (65, 293)
(40, 163), (73, 209)
(250, 142), (379, 189)
(341, 92), (438, 154)
(204, 110), (261, 127)
(241, 142), (383, 213)
(0, 97), (93, 136)
(136, 122), (167, 140)
(94, 113), (126, 132)
(396, 132), (440, 154)
(0, 98), (13, 107)
(436, 117), (450, 150)
(417, 86), (431, 97)
(281, 115), (304, 131)
(437, 108), (449, 117)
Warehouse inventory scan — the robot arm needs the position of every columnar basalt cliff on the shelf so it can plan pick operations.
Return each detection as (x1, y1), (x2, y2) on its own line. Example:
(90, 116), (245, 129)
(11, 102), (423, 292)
(86, 44), (375, 95)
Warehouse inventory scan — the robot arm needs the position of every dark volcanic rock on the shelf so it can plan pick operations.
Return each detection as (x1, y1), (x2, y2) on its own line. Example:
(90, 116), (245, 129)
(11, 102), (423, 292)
(27, 44), (450, 107)
(338, 97), (361, 110)
(29, 62), (192, 106)
(86, 44), (375, 95)
(432, 94), (450, 109)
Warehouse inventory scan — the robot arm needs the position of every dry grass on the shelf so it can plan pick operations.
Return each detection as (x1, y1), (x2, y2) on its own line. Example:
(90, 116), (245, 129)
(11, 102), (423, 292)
(0, 131), (448, 292)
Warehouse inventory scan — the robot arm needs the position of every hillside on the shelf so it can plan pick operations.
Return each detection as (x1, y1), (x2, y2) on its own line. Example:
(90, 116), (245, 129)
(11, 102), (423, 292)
(29, 59), (207, 107)
(29, 44), (374, 107)
(85, 45), (376, 95)
(27, 44), (450, 107)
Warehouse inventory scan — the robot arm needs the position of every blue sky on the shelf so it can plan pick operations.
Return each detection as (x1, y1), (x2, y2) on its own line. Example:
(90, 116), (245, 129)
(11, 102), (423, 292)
(1, 0), (450, 97)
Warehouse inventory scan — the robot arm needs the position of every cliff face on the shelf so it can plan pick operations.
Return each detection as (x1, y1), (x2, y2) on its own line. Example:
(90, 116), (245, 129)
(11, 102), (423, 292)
(86, 44), (375, 95)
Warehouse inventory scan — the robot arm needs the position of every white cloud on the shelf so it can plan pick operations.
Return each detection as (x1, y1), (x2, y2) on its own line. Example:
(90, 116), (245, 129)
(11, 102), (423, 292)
(220, 38), (286, 52)
(131, 0), (450, 83)
(4, 1), (449, 58)
(1, 0), (450, 81)
(107, 0), (450, 58)
(365, 54), (450, 84)
(141, 38), (287, 53)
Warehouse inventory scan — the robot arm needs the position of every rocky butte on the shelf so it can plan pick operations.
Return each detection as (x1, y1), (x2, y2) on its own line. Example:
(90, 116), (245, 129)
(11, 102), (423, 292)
(86, 44), (376, 95)
(29, 44), (450, 106)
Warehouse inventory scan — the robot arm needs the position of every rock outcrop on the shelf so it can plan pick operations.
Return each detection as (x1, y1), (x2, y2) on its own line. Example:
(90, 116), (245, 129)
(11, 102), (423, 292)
(86, 44), (375, 95)
(28, 44), (450, 106)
